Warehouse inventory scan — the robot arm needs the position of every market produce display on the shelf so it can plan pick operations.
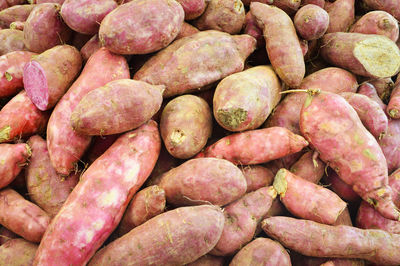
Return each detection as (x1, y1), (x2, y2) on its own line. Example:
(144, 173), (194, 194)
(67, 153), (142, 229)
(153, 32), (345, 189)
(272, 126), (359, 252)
(0, 0), (399, 265)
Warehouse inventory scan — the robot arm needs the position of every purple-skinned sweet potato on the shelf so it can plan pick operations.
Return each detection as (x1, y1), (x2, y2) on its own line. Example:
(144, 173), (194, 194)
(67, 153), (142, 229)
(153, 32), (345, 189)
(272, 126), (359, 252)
(176, 0), (207, 20)
(290, 150), (325, 184)
(61, 0), (117, 35)
(80, 34), (101, 62)
(240, 165), (274, 192)
(196, 127), (308, 165)
(0, 29), (26, 55)
(23, 45), (82, 111)
(0, 143), (30, 189)
(324, 0), (354, 33)
(34, 121), (161, 265)
(378, 119), (400, 174)
(250, 2), (305, 87)
(47, 47), (129, 175)
(213, 65), (281, 132)
(387, 76), (400, 118)
(300, 91), (399, 221)
(324, 170), (360, 203)
(23, 3), (72, 53)
(0, 4), (35, 28)
(362, 0), (400, 21)
(357, 82), (387, 110)
(134, 30), (256, 98)
(160, 94), (212, 159)
(294, 4), (329, 40)
(175, 22), (199, 40)
(0, 238), (38, 266)
(187, 254), (224, 266)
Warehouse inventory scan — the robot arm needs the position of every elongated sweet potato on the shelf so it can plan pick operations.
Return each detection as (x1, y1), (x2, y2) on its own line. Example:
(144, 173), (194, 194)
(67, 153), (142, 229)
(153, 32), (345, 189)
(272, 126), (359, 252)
(0, 4), (34, 28)
(240, 165), (274, 192)
(161, 94), (212, 159)
(80, 34), (101, 62)
(320, 32), (400, 78)
(300, 91), (399, 221)
(0, 29), (26, 55)
(0, 189), (50, 243)
(324, 0), (354, 33)
(34, 121), (161, 265)
(176, 0), (207, 20)
(378, 119), (400, 174)
(26, 135), (78, 218)
(294, 4), (329, 40)
(0, 238), (37, 266)
(213, 66), (281, 132)
(324, 170), (360, 203)
(362, 0), (400, 21)
(387, 77), (400, 118)
(290, 151), (325, 183)
(47, 47), (129, 175)
(357, 82), (386, 110)
(250, 2), (305, 87)
(229, 238), (291, 266)
(0, 91), (49, 143)
(0, 143), (30, 189)
(134, 30), (256, 98)
(175, 22), (199, 40)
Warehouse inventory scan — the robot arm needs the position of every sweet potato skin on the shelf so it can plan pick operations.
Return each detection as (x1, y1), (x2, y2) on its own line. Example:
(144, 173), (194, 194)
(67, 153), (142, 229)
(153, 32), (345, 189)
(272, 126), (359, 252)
(244, 12), (264, 48)
(324, 170), (360, 203)
(378, 119), (400, 174)
(187, 255), (224, 266)
(0, 238), (38, 266)
(387, 77), (400, 118)
(0, 29), (26, 56)
(369, 77), (394, 102)
(0, 226), (17, 245)
(47, 47), (129, 175)
(294, 4), (329, 40)
(0, 4), (35, 28)
(0, 143), (30, 189)
(301, 0), (324, 7)
(362, 0), (400, 21)
(175, 22), (199, 40)
(34, 121), (161, 266)
(290, 150), (325, 184)
(176, 0), (207, 20)
(324, 0), (354, 33)
(240, 165), (274, 192)
(357, 82), (386, 110)
(80, 34), (101, 62)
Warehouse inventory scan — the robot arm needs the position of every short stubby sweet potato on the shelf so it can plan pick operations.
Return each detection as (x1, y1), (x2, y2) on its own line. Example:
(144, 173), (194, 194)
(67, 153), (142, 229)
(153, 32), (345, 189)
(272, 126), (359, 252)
(197, 127), (308, 165)
(250, 2), (305, 87)
(0, 143), (30, 189)
(61, 0), (117, 35)
(294, 4), (329, 40)
(289, 150), (325, 184)
(0, 29), (26, 55)
(34, 121), (161, 265)
(0, 91), (49, 143)
(118, 185), (165, 236)
(26, 135), (78, 218)
(324, 0), (354, 33)
(320, 32), (400, 79)
(229, 238), (291, 266)
(160, 94), (212, 159)
(23, 45), (82, 111)
(0, 238), (38, 266)
(213, 65), (281, 132)
(300, 91), (399, 221)
(99, 0), (184, 55)
(0, 188), (50, 243)
(175, 22), (199, 40)
(350, 11), (399, 42)
(193, 0), (245, 34)
(378, 119), (400, 174)
(324, 170), (360, 203)
(80, 34), (101, 62)
(159, 158), (246, 206)
(47, 47), (129, 175)
(187, 254), (224, 266)
(89, 205), (224, 266)
(134, 30), (256, 98)
(176, 0), (207, 20)
(387, 77), (400, 118)
(0, 51), (35, 98)
(23, 3), (72, 53)
(0, 4), (35, 28)
(362, 0), (400, 21)
(240, 165), (274, 192)
(357, 82), (387, 110)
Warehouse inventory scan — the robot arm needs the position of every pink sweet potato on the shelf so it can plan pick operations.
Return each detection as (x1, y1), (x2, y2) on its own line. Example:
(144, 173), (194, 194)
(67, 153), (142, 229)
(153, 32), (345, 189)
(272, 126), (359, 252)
(6, 0), (26, 5)
(0, 51), (35, 98)
(294, 4), (329, 40)
(61, 0), (117, 35)
(197, 127), (308, 165)
(213, 65), (281, 132)
(0, 238), (38, 266)
(240, 165), (274, 192)
(47, 47), (129, 175)
(229, 238), (291, 266)
(175, 22), (199, 40)
(26, 135), (79, 217)
(301, 0), (324, 8)
(159, 157), (247, 206)
(80, 34), (101, 62)
(290, 150), (325, 184)
(0, 29), (26, 55)
(271, 0), (301, 14)
(24, 45), (82, 111)
(300, 91), (399, 221)
(350, 11), (399, 42)
(34, 121), (161, 265)
(99, 0), (184, 55)
(0, 4), (34, 28)
(0, 91), (49, 143)
(357, 82), (386, 110)
(9, 21), (24, 30)
(176, 0), (207, 20)
(320, 32), (400, 79)
(84, 134), (119, 165)
(187, 254), (224, 266)
(387, 76), (400, 118)
(210, 186), (277, 256)
(0, 143), (30, 189)
(0, 188), (50, 243)
(250, 2), (305, 87)
(0, 226), (17, 245)
(378, 119), (400, 174)
(23, 3), (72, 53)
(324, 170), (360, 203)
(324, 0), (354, 33)
(134, 30), (256, 98)
(118, 185), (165, 235)
(89, 205), (225, 266)
(362, 0), (400, 21)
(244, 12), (264, 48)
(160, 94), (212, 159)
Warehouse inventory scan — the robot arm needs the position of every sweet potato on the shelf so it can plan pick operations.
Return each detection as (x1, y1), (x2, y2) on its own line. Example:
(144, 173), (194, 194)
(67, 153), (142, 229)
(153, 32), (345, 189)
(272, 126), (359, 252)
(0, 0), (7, 11)
(36, 0), (64, 3)
(187, 255), (225, 266)
(26, 135), (78, 218)
(300, 91), (399, 221)
(0, 188), (50, 243)
(387, 77), (400, 118)
(0, 238), (37, 266)
(144, 146), (178, 187)
(84, 134), (119, 165)
(80, 34), (100, 62)
(290, 150), (325, 183)
(320, 32), (400, 78)
(23, 45), (82, 111)
(210, 186), (277, 256)
(34, 121), (161, 265)
(350, 11), (399, 42)
(301, 0), (324, 8)
(262, 216), (400, 265)
(160, 94), (212, 159)
(0, 143), (30, 189)
(23, 3), (72, 53)
(0, 4), (34, 28)
(9, 21), (23, 30)
(6, 0), (26, 5)
(250, 2), (305, 87)
(324, 170), (360, 203)
(240, 165), (274, 192)
(369, 77), (394, 102)
(378, 119), (400, 174)
(0, 91), (49, 143)
(0, 29), (26, 55)
(271, 0), (301, 14)
(47, 47), (129, 175)
(197, 127), (308, 165)
(324, 0), (354, 33)
(357, 82), (386, 110)
(134, 30), (256, 98)
(294, 4), (329, 40)
(175, 22), (199, 40)
(0, 51), (35, 98)
(61, 0), (116, 35)
(89, 205), (224, 266)
(389, 168), (400, 206)
(213, 65), (281, 132)
(244, 12), (264, 48)
(0, 226), (17, 245)
(159, 158), (247, 206)
(118, 185), (165, 236)
(176, 0), (207, 20)
(229, 238), (291, 266)
(362, 0), (400, 21)
(193, 0), (245, 34)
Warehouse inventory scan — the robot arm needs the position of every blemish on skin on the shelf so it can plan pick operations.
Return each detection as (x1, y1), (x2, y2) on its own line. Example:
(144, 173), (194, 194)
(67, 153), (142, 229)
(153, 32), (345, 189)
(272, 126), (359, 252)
(99, 188), (120, 207)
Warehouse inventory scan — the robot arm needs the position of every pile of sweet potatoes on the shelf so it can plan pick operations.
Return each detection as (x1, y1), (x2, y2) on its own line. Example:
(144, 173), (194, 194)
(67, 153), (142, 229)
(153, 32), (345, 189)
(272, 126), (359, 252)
(0, 0), (399, 265)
